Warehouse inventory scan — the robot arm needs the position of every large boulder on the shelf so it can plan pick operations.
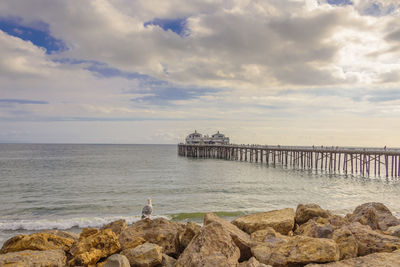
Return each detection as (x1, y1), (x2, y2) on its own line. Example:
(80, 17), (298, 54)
(175, 222), (240, 267)
(346, 222), (400, 256)
(0, 249), (66, 267)
(204, 212), (252, 261)
(251, 228), (339, 266)
(178, 221), (201, 250)
(232, 208), (295, 235)
(101, 219), (127, 236)
(306, 249), (400, 266)
(68, 228), (121, 266)
(295, 203), (330, 225)
(332, 228), (358, 260)
(346, 202), (400, 231)
(294, 219), (334, 238)
(0, 233), (75, 254)
(387, 225), (400, 238)
(250, 227), (282, 243)
(118, 226), (146, 250)
(102, 253), (130, 267)
(122, 218), (184, 257)
(43, 230), (79, 241)
(121, 243), (163, 267)
(161, 253), (177, 267)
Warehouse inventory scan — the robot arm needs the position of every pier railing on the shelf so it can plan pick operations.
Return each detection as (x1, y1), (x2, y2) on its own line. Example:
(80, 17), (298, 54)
(178, 144), (400, 178)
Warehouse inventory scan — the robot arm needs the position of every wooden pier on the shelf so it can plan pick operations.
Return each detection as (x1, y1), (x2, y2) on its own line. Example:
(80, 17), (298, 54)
(178, 144), (400, 178)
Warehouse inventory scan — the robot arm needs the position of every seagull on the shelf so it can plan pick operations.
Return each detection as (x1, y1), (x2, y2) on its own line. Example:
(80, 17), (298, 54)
(141, 198), (153, 219)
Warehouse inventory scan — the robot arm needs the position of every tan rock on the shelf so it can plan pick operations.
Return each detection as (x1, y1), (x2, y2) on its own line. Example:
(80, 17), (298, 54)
(101, 219), (127, 236)
(204, 212), (252, 261)
(305, 249), (400, 266)
(388, 225), (400, 238)
(0, 249), (66, 267)
(43, 230), (79, 241)
(161, 253), (177, 267)
(123, 217), (184, 256)
(101, 253), (131, 267)
(0, 233), (75, 254)
(332, 228), (358, 260)
(121, 243), (162, 267)
(80, 228), (101, 240)
(238, 256), (272, 267)
(118, 226), (146, 251)
(232, 208), (295, 235)
(252, 232), (339, 266)
(295, 219), (334, 238)
(346, 202), (400, 231)
(346, 222), (400, 256)
(69, 228), (121, 266)
(250, 227), (280, 243)
(295, 203), (330, 225)
(178, 221), (201, 250)
(175, 222), (240, 267)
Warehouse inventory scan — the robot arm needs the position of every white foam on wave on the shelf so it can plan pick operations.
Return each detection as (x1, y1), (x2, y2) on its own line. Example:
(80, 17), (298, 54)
(0, 215), (168, 231)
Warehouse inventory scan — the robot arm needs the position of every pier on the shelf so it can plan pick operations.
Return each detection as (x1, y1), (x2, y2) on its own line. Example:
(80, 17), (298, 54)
(178, 144), (400, 178)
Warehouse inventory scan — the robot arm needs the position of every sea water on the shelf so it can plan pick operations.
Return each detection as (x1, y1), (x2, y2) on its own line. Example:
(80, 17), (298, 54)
(1, 143), (400, 245)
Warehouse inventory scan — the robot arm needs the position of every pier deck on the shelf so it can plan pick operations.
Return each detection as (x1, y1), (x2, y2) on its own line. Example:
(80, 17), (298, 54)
(178, 144), (400, 178)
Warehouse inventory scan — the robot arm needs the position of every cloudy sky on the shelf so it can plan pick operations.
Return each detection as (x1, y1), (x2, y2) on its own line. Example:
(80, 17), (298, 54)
(0, 0), (399, 145)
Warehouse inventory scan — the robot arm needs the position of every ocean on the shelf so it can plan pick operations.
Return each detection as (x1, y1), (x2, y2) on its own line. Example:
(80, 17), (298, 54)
(1, 143), (400, 245)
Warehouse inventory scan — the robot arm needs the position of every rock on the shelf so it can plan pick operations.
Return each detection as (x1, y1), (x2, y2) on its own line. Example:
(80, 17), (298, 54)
(251, 230), (339, 266)
(43, 230), (79, 241)
(295, 203), (330, 225)
(178, 221), (201, 250)
(123, 217), (184, 256)
(232, 208), (295, 235)
(69, 228), (121, 266)
(346, 202), (400, 231)
(238, 256), (272, 267)
(175, 222), (240, 267)
(387, 225), (400, 238)
(0, 249), (67, 267)
(0, 233), (75, 254)
(121, 243), (162, 267)
(101, 219), (127, 236)
(102, 253), (130, 267)
(80, 228), (101, 239)
(305, 249), (400, 266)
(118, 226), (146, 250)
(294, 219), (334, 238)
(204, 212), (252, 261)
(161, 253), (177, 267)
(344, 222), (400, 256)
(332, 228), (358, 260)
(250, 227), (280, 243)
(317, 215), (350, 230)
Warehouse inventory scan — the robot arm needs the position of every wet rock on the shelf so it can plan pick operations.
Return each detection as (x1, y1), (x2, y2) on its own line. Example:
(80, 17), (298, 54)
(175, 222), (240, 267)
(346, 202), (400, 231)
(387, 225), (400, 238)
(102, 253), (130, 267)
(121, 243), (162, 267)
(295, 219), (334, 238)
(178, 221), (201, 250)
(332, 228), (358, 260)
(232, 208), (295, 235)
(305, 249), (400, 266)
(161, 253), (177, 267)
(346, 222), (400, 256)
(69, 228), (121, 266)
(295, 203), (331, 225)
(204, 212), (252, 261)
(0, 249), (66, 267)
(0, 233), (75, 254)
(101, 219), (127, 236)
(251, 229), (339, 266)
(238, 256), (272, 267)
(125, 217), (184, 256)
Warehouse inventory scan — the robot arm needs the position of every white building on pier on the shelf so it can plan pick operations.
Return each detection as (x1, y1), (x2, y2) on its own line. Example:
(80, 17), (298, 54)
(185, 130), (229, 145)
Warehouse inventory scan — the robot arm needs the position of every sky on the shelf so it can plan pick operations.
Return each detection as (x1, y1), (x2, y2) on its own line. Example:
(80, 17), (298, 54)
(0, 0), (399, 146)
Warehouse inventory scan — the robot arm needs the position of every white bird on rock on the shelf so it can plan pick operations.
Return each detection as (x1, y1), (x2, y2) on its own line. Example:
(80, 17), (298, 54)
(141, 198), (153, 219)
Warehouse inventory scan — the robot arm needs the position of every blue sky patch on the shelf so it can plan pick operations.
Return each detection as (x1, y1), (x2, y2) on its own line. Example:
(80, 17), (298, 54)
(0, 17), (66, 54)
(327, 0), (353, 6)
(144, 17), (188, 36)
(0, 99), (48, 104)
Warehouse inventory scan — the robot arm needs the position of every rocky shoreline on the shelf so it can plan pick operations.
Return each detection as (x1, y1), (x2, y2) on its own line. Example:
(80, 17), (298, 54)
(1, 202), (400, 266)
